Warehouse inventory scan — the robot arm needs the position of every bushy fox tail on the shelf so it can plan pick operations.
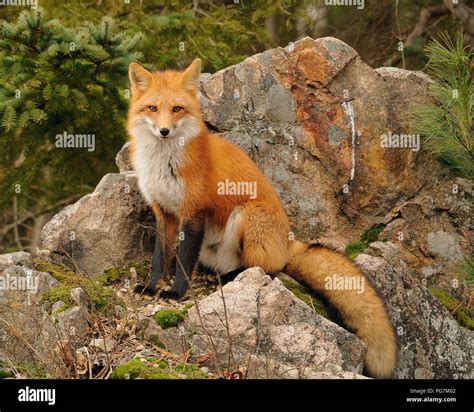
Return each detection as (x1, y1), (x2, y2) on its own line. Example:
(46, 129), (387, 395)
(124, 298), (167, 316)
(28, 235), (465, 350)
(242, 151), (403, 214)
(285, 240), (397, 378)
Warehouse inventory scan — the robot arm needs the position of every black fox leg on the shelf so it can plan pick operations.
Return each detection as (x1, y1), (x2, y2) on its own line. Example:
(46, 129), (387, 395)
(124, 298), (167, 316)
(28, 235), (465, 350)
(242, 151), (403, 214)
(171, 220), (204, 297)
(146, 233), (166, 293)
(144, 205), (178, 294)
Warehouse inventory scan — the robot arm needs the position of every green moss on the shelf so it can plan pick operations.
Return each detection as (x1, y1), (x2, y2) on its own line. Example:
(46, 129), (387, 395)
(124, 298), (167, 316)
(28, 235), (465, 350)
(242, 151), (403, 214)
(16, 362), (47, 379)
(144, 358), (168, 367)
(460, 258), (474, 289)
(429, 288), (474, 330)
(42, 284), (74, 309)
(35, 259), (115, 314)
(153, 309), (186, 329)
(111, 358), (208, 379)
(0, 362), (47, 379)
(87, 285), (114, 312)
(5, 246), (21, 253)
(34, 259), (77, 283)
(55, 303), (68, 314)
(280, 277), (334, 321)
(95, 261), (150, 285)
(345, 240), (368, 259)
(111, 358), (176, 379)
(174, 363), (209, 379)
(130, 261), (151, 284)
(345, 224), (386, 260)
(96, 267), (126, 285)
(0, 369), (13, 379)
(360, 224), (385, 244)
(182, 302), (194, 314)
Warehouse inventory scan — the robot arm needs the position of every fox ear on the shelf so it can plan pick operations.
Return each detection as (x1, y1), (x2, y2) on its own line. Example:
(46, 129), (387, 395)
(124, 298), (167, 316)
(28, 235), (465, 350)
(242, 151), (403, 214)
(129, 63), (152, 93)
(180, 58), (201, 93)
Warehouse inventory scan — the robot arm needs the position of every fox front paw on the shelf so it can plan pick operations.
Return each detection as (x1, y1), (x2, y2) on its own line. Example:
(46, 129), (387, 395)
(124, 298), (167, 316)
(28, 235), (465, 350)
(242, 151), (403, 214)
(134, 282), (157, 296)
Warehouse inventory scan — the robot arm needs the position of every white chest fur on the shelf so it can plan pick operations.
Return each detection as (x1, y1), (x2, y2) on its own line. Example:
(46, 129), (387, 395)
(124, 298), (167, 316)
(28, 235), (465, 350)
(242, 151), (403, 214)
(133, 135), (186, 214)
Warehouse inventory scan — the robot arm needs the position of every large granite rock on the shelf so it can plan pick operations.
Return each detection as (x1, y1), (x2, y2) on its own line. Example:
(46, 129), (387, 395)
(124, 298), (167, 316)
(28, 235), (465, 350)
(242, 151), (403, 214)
(41, 172), (155, 276)
(183, 267), (367, 379)
(0, 252), (58, 365)
(199, 36), (445, 243)
(356, 244), (473, 379)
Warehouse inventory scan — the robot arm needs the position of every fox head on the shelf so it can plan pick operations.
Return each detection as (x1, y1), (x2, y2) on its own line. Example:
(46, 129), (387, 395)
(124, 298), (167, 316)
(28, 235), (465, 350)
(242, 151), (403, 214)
(127, 58), (204, 141)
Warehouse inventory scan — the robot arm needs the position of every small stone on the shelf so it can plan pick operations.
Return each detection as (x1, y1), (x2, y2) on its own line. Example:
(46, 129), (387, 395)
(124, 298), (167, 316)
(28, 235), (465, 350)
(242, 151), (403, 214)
(421, 266), (438, 277)
(140, 349), (155, 357)
(426, 230), (464, 261)
(153, 304), (164, 312)
(89, 338), (116, 352)
(200, 367), (210, 374)
(0, 252), (32, 271)
(57, 306), (89, 337)
(115, 141), (133, 172)
(42, 300), (52, 314)
(52, 300), (66, 313)
(70, 287), (91, 310)
(114, 305), (124, 318)
(136, 344), (145, 351)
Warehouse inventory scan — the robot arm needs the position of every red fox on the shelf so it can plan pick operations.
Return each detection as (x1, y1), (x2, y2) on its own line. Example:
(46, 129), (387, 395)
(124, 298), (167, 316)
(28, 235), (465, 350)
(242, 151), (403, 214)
(127, 58), (397, 378)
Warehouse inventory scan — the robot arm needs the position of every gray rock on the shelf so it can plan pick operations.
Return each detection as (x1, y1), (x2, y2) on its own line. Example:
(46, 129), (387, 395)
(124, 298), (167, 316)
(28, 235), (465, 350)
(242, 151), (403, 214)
(0, 265), (58, 305)
(114, 305), (124, 318)
(184, 267), (366, 379)
(144, 319), (187, 355)
(115, 141), (133, 173)
(426, 230), (464, 262)
(40, 172), (155, 276)
(51, 300), (66, 313)
(89, 337), (116, 352)
(70, 287), (91, 310)
(57, 306), (89, 338)
(356, 249), (473, 379)
(140, 348), (155, 358)
(199, 36), (443, 241)
(0, 252), (32, 272)
(0, 259), (59, 365)
(378, 178), (472, 278)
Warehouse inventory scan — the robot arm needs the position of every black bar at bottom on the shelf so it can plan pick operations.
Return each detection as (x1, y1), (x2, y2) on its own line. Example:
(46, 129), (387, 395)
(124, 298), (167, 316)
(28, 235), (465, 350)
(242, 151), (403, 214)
(0, 379), (471, 410)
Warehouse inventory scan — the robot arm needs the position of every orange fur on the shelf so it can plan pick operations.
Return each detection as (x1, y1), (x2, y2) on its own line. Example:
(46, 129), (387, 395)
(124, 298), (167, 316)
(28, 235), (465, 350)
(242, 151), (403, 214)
(286, 241), (397, 378)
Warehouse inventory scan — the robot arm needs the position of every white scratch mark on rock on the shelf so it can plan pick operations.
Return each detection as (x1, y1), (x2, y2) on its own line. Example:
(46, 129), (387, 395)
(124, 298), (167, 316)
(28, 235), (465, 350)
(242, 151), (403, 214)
(341, 100), (358, 181)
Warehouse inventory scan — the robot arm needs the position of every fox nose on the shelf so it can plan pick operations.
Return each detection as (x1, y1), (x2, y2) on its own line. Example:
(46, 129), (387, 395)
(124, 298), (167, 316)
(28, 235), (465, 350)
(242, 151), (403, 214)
(159, 128), (170, 137)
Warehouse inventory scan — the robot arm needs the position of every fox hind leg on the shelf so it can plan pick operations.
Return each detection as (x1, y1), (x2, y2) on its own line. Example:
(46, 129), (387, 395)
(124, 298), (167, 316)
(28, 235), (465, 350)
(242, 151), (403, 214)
(239, 202), (290, 274)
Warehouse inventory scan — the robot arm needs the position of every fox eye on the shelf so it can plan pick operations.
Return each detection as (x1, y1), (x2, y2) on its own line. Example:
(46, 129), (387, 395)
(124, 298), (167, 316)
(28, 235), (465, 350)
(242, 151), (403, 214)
(173, 106), (183, 113)
(148, 106), (157, 112)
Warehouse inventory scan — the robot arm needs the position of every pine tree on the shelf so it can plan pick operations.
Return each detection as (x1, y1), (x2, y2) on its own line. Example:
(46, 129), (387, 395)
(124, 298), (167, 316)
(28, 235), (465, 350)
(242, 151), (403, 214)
(0, 8), (142, 215)
(412, 34), (473, 179)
